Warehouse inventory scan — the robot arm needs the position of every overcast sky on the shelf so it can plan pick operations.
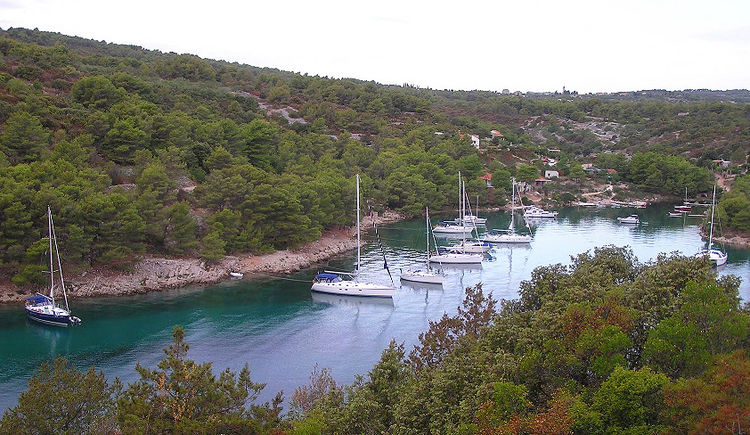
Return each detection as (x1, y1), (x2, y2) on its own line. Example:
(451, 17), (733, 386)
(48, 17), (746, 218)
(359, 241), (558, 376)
(1, 0), (749, 93)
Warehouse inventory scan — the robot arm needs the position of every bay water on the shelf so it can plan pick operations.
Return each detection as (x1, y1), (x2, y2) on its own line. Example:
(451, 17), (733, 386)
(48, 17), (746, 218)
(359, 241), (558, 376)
(0, 204), (747, 411)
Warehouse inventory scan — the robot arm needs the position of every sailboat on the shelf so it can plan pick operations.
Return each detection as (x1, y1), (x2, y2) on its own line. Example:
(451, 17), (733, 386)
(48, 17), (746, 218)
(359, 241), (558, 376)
(311, 174), (396, 298)
(674, 187), (691, 213)
(401, 207), (445, 285)
(433, 172), (474, 236)
(456, 195), (487, 225)
(695, 185), (727, 266)
(446, 180), (491, 253)
(430, 178), (484, 265)
(24, 206), (82, 327)
(483, 178), (532, 244)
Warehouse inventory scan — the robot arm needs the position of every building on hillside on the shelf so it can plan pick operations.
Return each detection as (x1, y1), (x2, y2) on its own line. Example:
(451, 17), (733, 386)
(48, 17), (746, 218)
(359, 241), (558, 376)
(582, 163), (594, 170)
(713, 159), (731, 168)
(547, 148), (561, 153)
(470, 134), (480, 149)
(480, 173), (493, 187)
(535, 178), (551, 186)
(490, 130), (504, 138)
(545, 170), (559, 179)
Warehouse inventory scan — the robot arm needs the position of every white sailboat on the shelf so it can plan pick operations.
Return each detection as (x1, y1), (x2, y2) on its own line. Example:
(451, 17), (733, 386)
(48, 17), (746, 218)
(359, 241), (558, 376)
(431, 177), (484, 265)
(311, 174), (396, 298)
(695, 185), (728, 267)
(401, 207), (445, 285)
(483, 178), (532, 244)
(447, 179), (490, 252)
(456, 195), (487, 225)
(24, 206), (82, 327)
(433, 172), (473, 236)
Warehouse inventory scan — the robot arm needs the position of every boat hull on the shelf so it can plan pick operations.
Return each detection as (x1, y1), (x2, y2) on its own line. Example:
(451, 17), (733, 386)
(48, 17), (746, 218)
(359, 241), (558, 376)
(400, 270), (444, 285)
(482, 234), (532, 244)
(696, 249), (728, 267)
(432, 226), (473, 235)
(311, 281), (395, 298)
(25, 307), (78, 327)
(444, 242), (492, 253)
(429, 253), (483, 264)
(617, 216), (639, 224)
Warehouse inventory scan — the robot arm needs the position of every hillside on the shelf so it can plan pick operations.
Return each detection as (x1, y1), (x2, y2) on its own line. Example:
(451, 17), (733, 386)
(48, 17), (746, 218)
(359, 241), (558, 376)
(0, 27), (748, 291)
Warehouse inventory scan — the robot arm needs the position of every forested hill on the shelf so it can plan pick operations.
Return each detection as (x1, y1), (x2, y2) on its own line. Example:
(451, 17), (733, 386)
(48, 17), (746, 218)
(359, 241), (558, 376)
(0, 27), (748, 286)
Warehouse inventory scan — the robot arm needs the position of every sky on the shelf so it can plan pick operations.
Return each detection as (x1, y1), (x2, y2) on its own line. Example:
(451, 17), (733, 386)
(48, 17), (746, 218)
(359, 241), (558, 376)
(1, 0), (749, 94)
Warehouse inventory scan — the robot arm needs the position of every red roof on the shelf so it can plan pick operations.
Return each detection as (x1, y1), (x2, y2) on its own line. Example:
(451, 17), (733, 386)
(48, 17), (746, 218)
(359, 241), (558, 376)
(480, 173), (492, 180)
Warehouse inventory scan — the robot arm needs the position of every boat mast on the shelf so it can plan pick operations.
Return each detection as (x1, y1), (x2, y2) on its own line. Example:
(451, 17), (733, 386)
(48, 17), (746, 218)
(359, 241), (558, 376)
(50, 210), (70, 312)
(458, 171), (462, 222)
(356, 174), (360, 277)
(47, 206), (55, 308)
(425, 207), (430, 268)
(509, 178), (516, 231)
(708, 184), (716, 249)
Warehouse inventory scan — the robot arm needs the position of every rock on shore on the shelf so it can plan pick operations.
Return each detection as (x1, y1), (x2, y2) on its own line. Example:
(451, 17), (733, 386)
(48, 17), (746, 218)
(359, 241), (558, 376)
(0, 211), (404, 304)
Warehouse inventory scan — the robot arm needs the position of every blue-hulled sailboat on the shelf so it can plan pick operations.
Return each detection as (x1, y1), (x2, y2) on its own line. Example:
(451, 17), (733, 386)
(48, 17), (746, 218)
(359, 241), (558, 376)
(24, 206), (81, 327)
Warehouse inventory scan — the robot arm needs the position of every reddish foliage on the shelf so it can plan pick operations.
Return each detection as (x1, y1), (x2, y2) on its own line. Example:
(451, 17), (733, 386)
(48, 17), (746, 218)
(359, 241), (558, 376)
(664, 351), (750, 434)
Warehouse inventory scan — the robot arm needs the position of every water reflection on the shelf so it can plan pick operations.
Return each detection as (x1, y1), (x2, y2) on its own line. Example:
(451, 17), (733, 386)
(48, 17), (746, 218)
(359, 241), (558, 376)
(311, 292), (395, 308)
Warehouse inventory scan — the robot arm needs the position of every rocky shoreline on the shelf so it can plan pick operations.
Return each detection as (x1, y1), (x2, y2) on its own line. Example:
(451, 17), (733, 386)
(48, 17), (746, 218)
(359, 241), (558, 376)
(0, 211), (406, 304)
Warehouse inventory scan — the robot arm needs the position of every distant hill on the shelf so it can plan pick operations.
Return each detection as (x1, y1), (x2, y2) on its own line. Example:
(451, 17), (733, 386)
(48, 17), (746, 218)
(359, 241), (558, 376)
(0, 26), (747, 284)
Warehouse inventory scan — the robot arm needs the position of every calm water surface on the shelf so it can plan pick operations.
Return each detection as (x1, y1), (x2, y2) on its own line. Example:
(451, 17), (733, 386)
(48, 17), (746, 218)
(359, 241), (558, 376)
(0, 204), (748, 410)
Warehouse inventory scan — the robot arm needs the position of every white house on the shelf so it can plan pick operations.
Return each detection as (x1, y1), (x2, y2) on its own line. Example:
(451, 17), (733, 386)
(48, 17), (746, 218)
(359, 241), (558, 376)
(545, 170), (560, 179)
(470, 134), (480, 149)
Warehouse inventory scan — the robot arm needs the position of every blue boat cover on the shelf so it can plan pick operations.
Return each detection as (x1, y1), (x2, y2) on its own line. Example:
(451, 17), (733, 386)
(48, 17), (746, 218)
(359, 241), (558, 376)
(26, 295), (50, 305)
(315, 273), (341, 280)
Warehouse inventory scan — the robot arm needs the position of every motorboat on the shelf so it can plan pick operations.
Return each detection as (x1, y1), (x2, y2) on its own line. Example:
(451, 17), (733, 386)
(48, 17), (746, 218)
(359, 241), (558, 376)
(617, 215), (640, 224)
(524, 206), (558, 219)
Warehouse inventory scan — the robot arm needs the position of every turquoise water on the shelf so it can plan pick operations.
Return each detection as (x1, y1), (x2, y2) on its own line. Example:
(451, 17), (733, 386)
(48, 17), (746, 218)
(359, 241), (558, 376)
(0, 204), (748, 411)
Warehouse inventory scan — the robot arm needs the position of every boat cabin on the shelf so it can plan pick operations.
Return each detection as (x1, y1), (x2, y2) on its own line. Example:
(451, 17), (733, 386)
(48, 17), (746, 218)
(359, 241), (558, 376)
(313, 273), (343, 283)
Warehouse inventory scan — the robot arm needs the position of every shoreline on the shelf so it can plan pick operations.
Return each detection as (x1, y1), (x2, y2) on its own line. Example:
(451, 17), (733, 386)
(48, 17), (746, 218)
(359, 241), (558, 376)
(0, 211), (406, 304)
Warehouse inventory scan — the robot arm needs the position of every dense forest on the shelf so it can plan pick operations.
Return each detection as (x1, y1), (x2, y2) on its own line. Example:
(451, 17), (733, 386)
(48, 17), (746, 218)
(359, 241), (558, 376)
(0, 26), (748, 286)
(2, 248), (748, 433)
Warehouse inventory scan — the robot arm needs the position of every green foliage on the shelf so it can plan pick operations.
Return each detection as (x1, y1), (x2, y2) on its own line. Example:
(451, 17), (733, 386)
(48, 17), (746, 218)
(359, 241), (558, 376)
(719, 174), (750, 232)
(0, 111), (50, 164)
(72, 75), (124, 109)
(625, 152), (712, 195)
(117, 326), (281, 433)
(592, 366), (669, 432)
(294, 248), (748, 434)
(516, 164), (538, 183)
(199, 229), (226, 263)
(0, 358), (119, 434)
